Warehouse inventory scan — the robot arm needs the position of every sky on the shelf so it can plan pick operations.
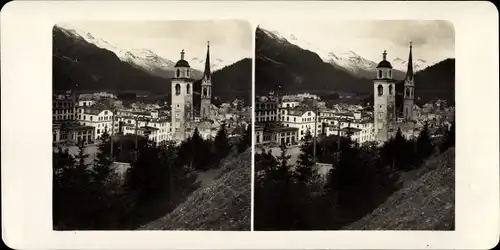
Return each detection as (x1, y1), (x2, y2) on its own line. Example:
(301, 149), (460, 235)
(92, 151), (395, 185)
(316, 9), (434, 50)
(59, 20), (253, 64)
(259, 20), (455, 63)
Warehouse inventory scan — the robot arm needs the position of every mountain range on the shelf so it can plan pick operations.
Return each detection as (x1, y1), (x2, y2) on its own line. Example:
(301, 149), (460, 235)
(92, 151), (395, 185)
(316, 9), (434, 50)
(256, 27), (455, 104)
(261, 28), (436, 79)
(52, 25), (252, 104)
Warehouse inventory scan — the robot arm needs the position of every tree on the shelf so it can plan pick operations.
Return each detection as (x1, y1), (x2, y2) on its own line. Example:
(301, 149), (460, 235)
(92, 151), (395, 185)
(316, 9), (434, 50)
(295, 141), (315, 183)
(304, 129), (312, 142)
(416, 122), (434, 160)
(237, 124), (251, 153)
(214, 122), (231, 161)
(440, 121), (455, 152)
(254, 144), (304, 230)
(91, 137), (114, 186)
(53, 148), (76, 228)
(190, 127), (208, 170)
(125, 142), (165, 202)
(53, 143), (95, 229)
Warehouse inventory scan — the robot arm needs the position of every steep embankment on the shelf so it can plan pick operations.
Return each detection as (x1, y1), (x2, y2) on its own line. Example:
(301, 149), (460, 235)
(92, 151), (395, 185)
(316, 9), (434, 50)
(140, 149), (251, 230)
(344, 147), (455, 230)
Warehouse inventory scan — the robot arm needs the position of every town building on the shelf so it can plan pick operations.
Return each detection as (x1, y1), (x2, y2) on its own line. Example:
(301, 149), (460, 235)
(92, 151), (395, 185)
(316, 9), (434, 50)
(53, 122), (95, 145)
(280, 107), (320, 140)
(254, 124), (299, 146)
(255, 96), (279, 123)
(53, 93), (76, 121)
(76, 106), (114, 140)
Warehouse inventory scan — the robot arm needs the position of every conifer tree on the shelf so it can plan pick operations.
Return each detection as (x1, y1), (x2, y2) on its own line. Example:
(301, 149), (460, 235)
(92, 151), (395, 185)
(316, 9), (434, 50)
(92, 136), (114, 186)
(214, 122), (231, 161)
(237, 124), (251, 153)
(304, 129), (312, 142)
(126, 137), (165, 202)
(440, 121), (455, 152)
(273, 143), (296, 229)
(417, 122), (434, 160)
(296, 140), (315, 183)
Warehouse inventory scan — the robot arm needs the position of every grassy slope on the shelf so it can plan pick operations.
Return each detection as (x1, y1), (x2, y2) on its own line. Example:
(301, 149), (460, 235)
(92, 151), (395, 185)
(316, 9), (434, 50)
(139, 149), (251, 230)
(344, 147), (455, 230)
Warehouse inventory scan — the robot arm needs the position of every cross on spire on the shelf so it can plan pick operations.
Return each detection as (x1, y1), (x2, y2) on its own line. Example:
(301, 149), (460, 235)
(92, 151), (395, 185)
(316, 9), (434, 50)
(383, 50), (387, 61)
(180, 49), (185, 60)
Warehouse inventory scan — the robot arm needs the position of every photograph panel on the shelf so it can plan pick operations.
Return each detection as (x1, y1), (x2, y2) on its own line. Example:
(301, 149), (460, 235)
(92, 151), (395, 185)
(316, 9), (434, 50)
(52, 20), (253, 230)
(253, 20), (455, 231)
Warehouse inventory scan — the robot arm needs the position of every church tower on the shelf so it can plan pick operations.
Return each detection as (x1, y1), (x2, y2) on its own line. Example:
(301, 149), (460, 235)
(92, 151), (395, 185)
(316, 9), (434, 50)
(200, 41), (212, 120)
(171, 49), (194, 142)
(373, 50), (397, 142)
(403, 42), (415, 121)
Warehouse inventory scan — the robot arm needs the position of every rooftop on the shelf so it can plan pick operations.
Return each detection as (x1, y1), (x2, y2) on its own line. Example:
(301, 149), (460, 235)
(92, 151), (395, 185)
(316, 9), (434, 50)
(342, 127), (363, 133)
(269, 126), (299, 133)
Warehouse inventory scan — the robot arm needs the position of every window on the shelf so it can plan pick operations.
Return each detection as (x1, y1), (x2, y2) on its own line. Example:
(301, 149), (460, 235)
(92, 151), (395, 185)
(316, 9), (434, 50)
(378, 70), (382, 78)
(203, 87), (208, 97)
(90, 116), (93, 121)
(83, 115), (86, 120)
(187, 84), (191, 94)
(389, 84), (393, 95)
(176, 69), (180, 78)
(405, 88), (410, 97)
(377, 84), (383, 96)
(175, 84), (181, 95)
(187, 69), (190, 77)
(389, 70), (392, 78)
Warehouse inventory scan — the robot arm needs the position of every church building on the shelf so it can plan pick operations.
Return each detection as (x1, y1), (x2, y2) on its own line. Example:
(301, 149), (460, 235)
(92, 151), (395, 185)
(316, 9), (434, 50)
(200, 42), (213, 120)
(171, 49), (195, 142)
(171, 42), (216, 142)
(373, 42), (416, 142)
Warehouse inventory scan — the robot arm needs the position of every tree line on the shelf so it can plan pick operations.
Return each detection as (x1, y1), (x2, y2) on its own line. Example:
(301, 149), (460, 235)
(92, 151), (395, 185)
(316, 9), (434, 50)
(53, 122), (251, 230)
(254, 121), (455, 230)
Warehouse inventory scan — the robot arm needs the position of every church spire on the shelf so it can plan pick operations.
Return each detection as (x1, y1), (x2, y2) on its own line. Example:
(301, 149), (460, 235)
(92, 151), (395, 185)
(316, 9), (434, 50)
(406, 42), (413, 80)
(204, 41), (211, 79)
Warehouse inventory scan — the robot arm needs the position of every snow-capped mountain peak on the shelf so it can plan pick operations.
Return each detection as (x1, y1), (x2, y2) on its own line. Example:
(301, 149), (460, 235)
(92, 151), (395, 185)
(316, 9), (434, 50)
(260, 27), (438, 76)
(55, 24), (233, 75)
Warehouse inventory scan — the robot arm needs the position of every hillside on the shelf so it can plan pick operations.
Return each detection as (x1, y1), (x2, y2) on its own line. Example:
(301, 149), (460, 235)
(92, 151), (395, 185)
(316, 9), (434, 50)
(344, 147), (455, 230)
(53, 26), (252, 103)
(193, 58), (252, 107)
(139, 149), (251, 230)
(255, 27), (373, 96)
(413, 58), (455, 105)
